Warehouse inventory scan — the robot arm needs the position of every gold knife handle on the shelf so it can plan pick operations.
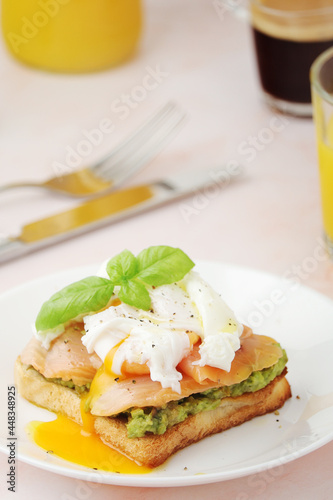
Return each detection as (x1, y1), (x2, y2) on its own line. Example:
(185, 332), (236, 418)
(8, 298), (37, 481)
(19, 185), (155, 244)
(0, 184), (163, 264)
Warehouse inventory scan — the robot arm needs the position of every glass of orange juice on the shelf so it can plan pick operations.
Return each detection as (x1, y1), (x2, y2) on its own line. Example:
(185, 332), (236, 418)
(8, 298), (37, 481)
(1, 0), (142, 73)
(311, 47), (333, 258)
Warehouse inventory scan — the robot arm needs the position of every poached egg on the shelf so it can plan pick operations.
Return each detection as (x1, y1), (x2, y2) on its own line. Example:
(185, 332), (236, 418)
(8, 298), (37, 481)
(82, 271), (243, 393)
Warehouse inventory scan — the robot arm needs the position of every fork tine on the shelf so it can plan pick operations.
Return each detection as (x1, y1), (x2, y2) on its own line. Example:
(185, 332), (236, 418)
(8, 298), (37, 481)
(94, 102), (179, 168)
(0, 102), (186, 198)
(98, 112), (187, 184)
(93, 102), (185, 180)
(95, 109), (185, 179)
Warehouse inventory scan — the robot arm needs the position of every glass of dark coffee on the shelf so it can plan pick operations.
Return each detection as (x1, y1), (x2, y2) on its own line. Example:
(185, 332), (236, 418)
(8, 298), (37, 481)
(219, 1), (333, 116)
(251, 1), (333, 117)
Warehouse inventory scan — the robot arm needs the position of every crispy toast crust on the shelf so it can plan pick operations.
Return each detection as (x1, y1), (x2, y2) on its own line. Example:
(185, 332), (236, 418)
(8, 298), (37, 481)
(15, 357), (291, 468)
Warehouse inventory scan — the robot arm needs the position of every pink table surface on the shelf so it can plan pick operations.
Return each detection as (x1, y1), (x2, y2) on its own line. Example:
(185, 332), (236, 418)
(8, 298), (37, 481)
(0, 1), (332, 498)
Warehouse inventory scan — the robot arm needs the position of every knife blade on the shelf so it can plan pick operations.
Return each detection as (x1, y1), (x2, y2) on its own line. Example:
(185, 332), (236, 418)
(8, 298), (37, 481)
(0, 165), (241, 263)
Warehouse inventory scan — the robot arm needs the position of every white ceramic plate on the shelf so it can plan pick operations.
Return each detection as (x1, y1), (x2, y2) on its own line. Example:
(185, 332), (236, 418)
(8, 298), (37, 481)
(1, 261), (333, 487)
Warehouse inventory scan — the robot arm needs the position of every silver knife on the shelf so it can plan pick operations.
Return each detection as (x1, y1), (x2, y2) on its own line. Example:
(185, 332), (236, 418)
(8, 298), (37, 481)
(0, 165), (241, 263)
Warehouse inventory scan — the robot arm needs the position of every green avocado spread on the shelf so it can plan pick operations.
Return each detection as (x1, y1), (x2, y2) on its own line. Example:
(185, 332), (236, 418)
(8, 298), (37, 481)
(123, 349), (288, 438)
(44, 376), (91, 394)
(40, 347), (287, 438)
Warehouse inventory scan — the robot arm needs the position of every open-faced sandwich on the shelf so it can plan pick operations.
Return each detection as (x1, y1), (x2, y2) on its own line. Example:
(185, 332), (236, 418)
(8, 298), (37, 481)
(15, 246), (291, 468)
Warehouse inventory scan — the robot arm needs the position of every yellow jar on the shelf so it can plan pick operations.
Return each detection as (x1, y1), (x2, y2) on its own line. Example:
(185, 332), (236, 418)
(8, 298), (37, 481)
(1, 0), (142, 73)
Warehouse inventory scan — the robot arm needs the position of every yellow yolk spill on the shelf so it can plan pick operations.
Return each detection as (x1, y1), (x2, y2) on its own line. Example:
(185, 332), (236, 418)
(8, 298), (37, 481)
(25, 345), (151, 475)
(104, 344), (126, 377)
(110, 298), (122, 307)
(26, 416), (151, 474)
(85, 361), (124, 414)
(80, 394), (96, 434)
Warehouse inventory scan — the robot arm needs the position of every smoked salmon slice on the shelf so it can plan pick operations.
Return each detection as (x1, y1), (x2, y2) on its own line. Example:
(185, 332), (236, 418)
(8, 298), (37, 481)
(88, 330), (284, 416)
(178, 330), (283, 385)
(20, 325), (102, 386)
(88, 370), (221, 416)
(21, 321), (283, 415)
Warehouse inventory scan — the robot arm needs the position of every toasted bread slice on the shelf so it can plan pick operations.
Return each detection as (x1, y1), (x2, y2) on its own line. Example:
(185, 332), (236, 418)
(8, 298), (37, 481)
(15, 357), (291, 468)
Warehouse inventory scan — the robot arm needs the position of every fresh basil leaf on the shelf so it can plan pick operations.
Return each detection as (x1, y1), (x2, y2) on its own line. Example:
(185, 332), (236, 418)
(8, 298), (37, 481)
(35, 276), (114, 332)
(106, 249), (138, 284)
(118, 279), (151, 310)
(136, 246), (194, 286)
(35, 246), (195, 330)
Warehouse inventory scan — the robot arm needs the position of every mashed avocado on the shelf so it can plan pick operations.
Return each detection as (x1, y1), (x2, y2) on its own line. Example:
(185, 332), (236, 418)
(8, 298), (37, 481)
(124, 349), (288, 438)
(45, 376), (91, 394)
(41, 347), (287, 438)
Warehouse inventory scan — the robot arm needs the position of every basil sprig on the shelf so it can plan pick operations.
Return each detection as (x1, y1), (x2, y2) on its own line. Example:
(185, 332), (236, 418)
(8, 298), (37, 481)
(35, 246), (194, 332)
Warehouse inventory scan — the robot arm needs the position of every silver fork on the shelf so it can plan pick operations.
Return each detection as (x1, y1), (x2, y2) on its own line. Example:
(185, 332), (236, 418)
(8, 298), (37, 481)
(0, 102), (186, 198)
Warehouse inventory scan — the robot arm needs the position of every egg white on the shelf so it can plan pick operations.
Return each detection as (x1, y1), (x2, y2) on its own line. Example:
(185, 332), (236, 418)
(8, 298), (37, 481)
(82, 271), (243, 392)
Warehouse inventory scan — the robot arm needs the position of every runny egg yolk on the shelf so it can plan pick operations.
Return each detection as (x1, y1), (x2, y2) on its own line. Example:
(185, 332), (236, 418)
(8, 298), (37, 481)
(103, 342), (126, 377)
(25, 390), (151, 474)
(80, 393), (96, 434)
(26, 326), (200, 472)
(26, 416), (151, 474)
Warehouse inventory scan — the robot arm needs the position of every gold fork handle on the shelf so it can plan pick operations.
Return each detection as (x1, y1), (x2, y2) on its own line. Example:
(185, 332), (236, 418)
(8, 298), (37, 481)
(0, 169), (112, 197)
(43, 168), (111, 196)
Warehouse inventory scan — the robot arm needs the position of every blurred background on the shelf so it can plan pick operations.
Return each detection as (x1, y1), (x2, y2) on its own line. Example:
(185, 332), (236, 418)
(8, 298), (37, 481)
(0, 0), (331, 293)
